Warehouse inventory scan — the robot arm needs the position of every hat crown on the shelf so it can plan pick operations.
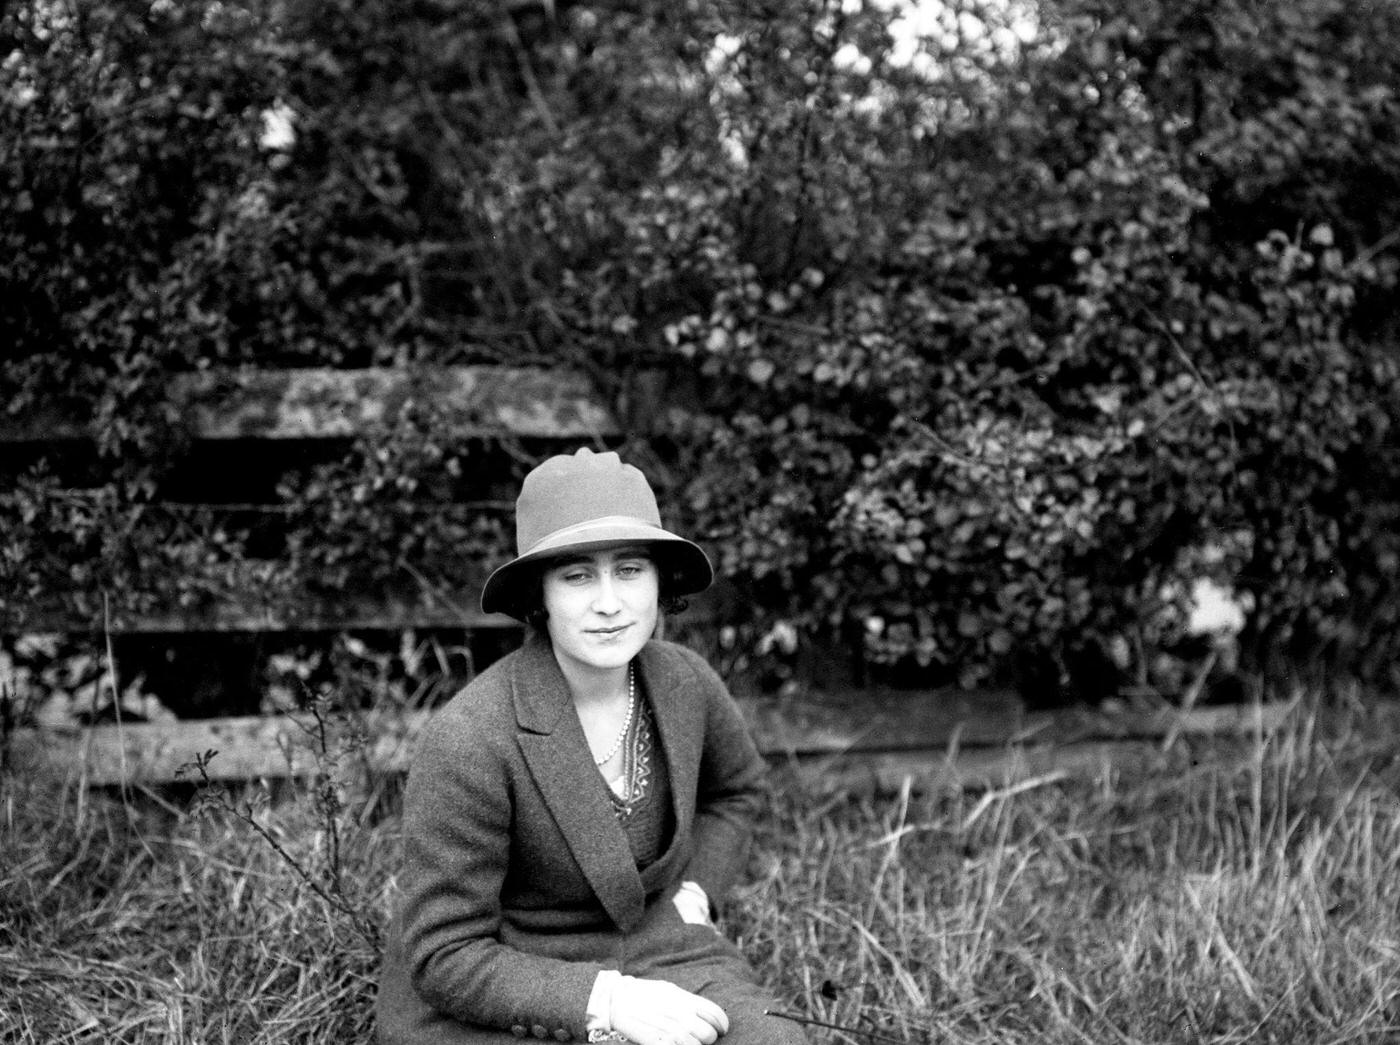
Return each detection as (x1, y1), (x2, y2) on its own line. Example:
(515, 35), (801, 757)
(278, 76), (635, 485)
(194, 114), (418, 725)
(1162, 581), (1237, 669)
(515, 448), (660, 555)
(481, 446), (713, 618)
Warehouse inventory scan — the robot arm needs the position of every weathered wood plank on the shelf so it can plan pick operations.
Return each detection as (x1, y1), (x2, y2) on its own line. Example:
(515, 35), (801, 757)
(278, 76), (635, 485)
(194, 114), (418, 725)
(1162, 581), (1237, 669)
(7, 587), (511, 634)
(2, 695), (1293, 787)
(746, 687), (1027, 754)
(0, 366), (619, 442)
(2, 711), (427, 784)
(749, 691), (1293, 755)
(815, 741), (1169, 795)
(790, 702), (1296, 794)
(1018, 701), (1295, 745)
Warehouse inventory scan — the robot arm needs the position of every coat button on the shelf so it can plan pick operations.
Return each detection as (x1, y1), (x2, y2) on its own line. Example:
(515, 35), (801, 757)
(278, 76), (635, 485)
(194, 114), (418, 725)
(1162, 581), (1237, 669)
(531, 1026), (550, 1039)
(510, 1026), (527, 1038)
(553, 1030), (571, 1042)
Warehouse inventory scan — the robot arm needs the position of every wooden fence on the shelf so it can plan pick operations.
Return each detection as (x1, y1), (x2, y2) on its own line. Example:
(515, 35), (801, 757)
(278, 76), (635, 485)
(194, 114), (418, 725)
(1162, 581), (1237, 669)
(5, 685), (1291, 791)
(3, 365), (616, 635)
(1, 365), (1287, 792)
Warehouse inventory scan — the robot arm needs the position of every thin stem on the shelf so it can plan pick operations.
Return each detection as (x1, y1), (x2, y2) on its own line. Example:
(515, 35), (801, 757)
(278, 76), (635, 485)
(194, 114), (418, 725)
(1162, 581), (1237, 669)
(764, 1008), (917, 1044)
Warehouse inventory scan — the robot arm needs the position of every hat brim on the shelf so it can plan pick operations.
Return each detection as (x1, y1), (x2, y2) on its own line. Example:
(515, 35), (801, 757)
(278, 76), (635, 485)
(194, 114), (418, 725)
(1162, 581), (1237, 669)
(480, 523), (714, 620)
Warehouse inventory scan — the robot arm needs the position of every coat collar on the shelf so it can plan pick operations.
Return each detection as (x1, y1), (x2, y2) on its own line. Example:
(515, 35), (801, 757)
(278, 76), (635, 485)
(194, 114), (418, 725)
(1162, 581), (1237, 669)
(508, 631), (705, 931)
(509, 629), (574, 735)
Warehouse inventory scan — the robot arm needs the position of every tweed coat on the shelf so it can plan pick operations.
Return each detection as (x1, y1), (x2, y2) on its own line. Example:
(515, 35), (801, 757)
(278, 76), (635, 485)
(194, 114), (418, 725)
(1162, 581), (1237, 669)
(375, 632), (798, 1045)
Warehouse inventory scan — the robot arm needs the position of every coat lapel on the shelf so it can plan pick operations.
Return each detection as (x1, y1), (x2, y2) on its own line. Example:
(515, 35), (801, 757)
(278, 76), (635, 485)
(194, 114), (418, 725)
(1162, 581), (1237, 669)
(511, 634), (646, 931)
(636, 643), (703, 850)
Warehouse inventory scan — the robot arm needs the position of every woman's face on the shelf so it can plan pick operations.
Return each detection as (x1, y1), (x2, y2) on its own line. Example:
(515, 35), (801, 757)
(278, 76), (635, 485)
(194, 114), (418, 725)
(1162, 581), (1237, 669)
(541, 545), (659, 676)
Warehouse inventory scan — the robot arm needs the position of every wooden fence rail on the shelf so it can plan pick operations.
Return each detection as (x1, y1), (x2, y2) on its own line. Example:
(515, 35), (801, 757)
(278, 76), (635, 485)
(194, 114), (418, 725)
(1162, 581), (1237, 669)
(3, 696), (1294, 791)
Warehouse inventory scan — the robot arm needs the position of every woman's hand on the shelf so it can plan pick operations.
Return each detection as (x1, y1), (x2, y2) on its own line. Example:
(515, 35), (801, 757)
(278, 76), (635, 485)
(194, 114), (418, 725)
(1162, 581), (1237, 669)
(609, 975), (729, 1045)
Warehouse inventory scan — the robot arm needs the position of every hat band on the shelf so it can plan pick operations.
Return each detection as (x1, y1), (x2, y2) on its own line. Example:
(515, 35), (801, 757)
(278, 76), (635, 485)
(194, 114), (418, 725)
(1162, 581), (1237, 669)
(521, 515), (667, 556)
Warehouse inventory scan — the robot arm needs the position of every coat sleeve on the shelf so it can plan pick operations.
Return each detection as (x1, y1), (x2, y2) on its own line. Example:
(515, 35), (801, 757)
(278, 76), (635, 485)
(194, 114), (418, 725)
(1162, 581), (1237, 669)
(397, 696), (603, 1036)
(673, 647), (768, 904)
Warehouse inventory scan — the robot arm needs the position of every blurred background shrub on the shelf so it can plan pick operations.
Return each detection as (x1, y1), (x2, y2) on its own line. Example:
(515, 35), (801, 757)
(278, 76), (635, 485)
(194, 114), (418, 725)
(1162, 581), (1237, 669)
(3, 0), (1397, 705)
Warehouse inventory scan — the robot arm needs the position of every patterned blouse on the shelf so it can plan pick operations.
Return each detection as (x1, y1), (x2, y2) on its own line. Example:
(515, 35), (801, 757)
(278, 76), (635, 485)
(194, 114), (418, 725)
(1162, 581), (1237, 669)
(603, 695), (673, 870)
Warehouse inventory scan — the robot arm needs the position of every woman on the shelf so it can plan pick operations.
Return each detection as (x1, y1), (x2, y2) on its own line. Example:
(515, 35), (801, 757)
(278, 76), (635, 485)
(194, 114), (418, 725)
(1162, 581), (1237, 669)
(376, 448), (806, 1044)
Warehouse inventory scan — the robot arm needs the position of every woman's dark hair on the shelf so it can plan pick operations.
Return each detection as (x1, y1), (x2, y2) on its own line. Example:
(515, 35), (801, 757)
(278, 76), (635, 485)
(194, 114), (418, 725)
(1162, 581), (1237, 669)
(521, 550), (690, 631)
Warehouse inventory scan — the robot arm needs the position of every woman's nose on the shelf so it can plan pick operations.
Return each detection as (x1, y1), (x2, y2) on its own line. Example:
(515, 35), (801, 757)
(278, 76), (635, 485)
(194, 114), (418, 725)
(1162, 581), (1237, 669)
(591, 575), (621, 613)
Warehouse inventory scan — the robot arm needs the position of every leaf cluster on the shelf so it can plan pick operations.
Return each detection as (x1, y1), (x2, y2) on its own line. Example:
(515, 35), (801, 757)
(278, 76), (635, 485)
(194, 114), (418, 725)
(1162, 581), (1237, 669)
(3, 0), (1399, 698)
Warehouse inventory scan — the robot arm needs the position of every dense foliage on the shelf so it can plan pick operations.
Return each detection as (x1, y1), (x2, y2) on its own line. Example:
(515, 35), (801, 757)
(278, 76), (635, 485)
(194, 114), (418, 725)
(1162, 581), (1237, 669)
(3, 0), (1398, 700)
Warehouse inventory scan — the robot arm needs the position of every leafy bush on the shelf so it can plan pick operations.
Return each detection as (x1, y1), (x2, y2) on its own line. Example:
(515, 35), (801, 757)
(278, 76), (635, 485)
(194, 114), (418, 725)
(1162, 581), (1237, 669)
(3, 0), (1398, 700)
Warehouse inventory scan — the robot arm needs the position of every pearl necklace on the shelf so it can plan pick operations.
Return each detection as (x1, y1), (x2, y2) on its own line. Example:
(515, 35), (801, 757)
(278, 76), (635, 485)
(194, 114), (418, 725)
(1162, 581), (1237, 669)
(593, 663), (636, 766)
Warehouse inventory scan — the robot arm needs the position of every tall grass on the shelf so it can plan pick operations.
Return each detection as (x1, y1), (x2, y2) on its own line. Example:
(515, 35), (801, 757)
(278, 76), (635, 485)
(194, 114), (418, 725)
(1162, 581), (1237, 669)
(4, 692), (1399, 1043)
(741, 695), (1400, 1044)
(0, 777), (391, 1044)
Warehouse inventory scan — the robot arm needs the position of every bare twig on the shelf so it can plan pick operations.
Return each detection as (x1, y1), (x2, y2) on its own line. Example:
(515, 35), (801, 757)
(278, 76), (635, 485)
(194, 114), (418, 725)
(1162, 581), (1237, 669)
(498, 10), (559, 135)
(182, 746), (382, 951)
(764, 1008), (920, 1044)
(1351, 225), (1400, 269)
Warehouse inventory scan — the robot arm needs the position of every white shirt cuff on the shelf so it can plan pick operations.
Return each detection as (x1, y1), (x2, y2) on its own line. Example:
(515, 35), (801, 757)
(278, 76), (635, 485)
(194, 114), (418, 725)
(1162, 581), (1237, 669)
(672, 879), (713, 925)
(586, 969), (624, 1034)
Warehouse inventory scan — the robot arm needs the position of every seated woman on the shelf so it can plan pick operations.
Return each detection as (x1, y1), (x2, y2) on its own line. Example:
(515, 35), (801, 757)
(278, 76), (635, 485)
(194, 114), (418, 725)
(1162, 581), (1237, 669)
(376, 447), (807, 1044)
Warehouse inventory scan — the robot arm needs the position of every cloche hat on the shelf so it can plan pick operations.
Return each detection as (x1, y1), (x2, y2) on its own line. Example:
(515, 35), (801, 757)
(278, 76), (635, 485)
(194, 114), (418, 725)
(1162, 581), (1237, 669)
(480, 447), (714, 620)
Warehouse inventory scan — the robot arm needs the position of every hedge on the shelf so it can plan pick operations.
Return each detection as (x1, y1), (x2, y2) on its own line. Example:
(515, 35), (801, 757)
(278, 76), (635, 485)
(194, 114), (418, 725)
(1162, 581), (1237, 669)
(3, 0), (1398, 700)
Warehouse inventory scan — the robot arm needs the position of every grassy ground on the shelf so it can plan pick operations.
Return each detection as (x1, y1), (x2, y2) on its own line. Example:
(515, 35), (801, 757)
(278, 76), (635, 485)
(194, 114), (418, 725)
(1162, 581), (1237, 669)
(3, 691), (1399, 1044)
